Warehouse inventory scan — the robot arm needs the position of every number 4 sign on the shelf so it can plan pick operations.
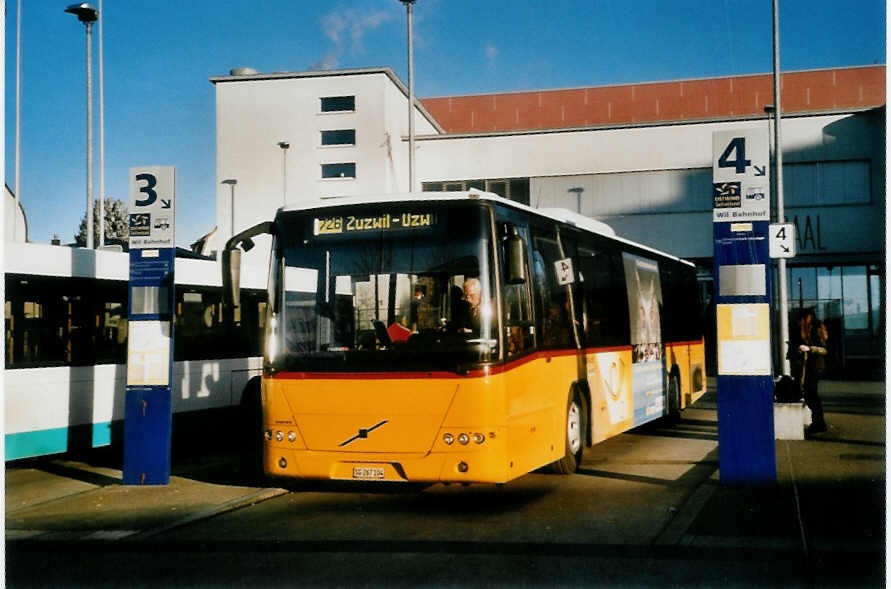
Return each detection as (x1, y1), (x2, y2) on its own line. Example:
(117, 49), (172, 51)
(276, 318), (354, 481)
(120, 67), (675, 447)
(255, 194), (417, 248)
(769, 223), (796, 258)
(712, 130), (770, 222)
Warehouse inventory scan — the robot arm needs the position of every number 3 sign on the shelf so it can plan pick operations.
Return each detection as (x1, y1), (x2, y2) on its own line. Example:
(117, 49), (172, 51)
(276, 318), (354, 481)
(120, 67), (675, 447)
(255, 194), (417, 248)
(129, 167), (176, 249)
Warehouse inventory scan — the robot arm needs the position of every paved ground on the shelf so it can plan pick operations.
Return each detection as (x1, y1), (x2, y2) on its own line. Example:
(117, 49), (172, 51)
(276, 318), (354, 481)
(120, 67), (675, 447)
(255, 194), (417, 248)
(5, 380), (885, 587)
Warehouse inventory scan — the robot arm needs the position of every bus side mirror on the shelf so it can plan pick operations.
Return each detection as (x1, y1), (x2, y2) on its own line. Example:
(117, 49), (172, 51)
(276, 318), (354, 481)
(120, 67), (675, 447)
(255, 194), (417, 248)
(506, 230), (526, 285)
(222, 247), (242, 308)
(221, 220), (277, 310)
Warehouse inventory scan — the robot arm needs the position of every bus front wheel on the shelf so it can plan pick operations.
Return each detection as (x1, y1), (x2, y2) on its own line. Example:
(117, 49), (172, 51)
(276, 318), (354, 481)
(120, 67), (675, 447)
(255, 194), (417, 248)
(550, 390), (585, 474)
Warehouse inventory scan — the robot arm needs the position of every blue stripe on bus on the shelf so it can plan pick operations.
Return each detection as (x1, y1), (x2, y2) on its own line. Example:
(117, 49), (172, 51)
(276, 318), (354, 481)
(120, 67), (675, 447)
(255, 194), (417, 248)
(5, 422), (113, 461)
(92, 421), (112, 447)
(5, 427), (68, 460)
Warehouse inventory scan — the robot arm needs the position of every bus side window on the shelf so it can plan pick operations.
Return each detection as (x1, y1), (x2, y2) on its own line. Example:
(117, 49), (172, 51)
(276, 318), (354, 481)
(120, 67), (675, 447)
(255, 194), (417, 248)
(532, 233), (575, 349)
(575, 245), (630, 348)
(499, 224), (533, 356)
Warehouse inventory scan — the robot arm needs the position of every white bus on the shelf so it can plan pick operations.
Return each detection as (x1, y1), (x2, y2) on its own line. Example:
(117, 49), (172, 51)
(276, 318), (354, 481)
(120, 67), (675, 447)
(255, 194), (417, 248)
(4, 242), (267, 461)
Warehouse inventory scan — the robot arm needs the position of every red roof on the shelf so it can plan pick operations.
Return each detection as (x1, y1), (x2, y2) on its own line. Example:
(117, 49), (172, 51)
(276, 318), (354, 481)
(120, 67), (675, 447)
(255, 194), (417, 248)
(420, 65), (885, 134)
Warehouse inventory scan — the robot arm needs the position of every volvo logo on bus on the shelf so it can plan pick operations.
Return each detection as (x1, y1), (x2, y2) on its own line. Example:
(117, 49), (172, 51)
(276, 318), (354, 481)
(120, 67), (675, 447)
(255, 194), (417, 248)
(339, 420), (389, 447)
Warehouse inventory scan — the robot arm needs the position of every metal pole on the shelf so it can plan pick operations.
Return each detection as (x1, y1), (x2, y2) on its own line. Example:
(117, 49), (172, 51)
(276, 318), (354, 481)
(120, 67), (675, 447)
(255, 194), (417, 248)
(406, 0), (415, 192)
(773, 0), (789, 374)
(222, 179), (237, 240)
(98, 0), (104, 247)
(277, 141), (289, 205)
(14, 0), (21, 241)
(86, 20), (94, 250)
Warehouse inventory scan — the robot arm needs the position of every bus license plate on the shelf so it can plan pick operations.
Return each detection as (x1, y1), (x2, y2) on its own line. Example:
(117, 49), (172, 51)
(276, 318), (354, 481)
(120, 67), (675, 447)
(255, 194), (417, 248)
(352, 466), (385, 480)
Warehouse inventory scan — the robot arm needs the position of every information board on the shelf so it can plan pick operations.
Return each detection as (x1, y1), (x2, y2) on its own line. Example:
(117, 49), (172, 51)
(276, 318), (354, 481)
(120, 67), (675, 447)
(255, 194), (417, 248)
(124, 166), (176, 486)
(712, 129), (776, 485)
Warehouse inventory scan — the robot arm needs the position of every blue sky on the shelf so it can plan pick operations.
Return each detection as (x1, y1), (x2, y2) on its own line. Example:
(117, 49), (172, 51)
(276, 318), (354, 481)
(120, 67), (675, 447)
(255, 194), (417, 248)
(4, 0), (886, 247)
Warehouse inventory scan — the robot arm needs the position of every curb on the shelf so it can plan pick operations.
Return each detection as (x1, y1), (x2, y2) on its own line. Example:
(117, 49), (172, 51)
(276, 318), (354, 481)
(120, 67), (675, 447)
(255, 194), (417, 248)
(122, 487), (288, 541)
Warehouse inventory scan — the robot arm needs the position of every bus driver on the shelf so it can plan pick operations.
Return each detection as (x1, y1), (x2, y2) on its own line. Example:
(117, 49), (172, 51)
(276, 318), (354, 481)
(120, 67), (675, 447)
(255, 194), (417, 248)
(457, 277), (482, 333)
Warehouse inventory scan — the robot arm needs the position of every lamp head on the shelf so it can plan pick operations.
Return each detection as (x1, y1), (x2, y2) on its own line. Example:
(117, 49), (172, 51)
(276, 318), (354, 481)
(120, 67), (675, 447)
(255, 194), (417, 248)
(277, 141), (290, 150)
(221, 179), (237, 186)
(65, 3), (99, 23)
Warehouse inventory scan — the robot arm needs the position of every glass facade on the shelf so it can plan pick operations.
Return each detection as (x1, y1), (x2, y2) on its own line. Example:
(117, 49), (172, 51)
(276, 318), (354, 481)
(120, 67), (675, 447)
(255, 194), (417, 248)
(783, 263), (883, 377)
(423, 178), (530, 206)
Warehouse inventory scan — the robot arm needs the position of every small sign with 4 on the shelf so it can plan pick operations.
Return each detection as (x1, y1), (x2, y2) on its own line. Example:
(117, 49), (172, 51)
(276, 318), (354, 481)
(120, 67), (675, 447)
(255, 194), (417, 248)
(769, 223), (796, 258)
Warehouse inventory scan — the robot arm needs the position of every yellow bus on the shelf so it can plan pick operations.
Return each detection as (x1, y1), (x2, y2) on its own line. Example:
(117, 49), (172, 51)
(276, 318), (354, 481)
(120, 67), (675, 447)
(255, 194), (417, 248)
(223, 192), (706, 484)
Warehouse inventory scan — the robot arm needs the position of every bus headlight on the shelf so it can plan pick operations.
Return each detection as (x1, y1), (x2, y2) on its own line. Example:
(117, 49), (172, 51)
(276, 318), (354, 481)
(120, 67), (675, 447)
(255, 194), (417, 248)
(458, 433), (470, 445)
(275, 431), (284, 442)
(473, 433), (485, 445)
(287, 431), (297, 443)
(265, 430), (273, 441)
(443, 433), (454, 445)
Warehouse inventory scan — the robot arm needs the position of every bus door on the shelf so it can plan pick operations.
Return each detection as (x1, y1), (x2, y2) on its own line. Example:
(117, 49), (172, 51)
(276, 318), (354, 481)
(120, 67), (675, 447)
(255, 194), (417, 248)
(528, 226), (587, 457)
(576, 245), (634, 442)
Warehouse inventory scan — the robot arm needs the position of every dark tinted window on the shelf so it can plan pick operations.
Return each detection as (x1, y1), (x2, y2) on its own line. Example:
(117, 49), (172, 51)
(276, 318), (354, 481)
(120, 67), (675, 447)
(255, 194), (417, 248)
(321, 129), (356, 146)
(321, 163), (356, 179)
(531, 230), (576, 349)
(5, 275), (127, 368)
(659, 263), (703, 342)
(174, 287), (267, 360)
(576, 244), (630, 348)
(320, 96), (355, 112)
(5, 273), (266, 369)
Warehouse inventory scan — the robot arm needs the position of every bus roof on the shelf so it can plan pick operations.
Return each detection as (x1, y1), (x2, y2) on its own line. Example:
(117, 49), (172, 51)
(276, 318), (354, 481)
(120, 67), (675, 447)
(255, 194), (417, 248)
(280, 191), (695, 268)
(4, 242), (268, 288)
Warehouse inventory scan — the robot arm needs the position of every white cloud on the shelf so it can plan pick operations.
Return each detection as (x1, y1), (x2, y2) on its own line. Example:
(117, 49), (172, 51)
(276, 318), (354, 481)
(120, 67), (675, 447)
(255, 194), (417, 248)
(485, 43), (498, 66)
(312, 8), (394, 69)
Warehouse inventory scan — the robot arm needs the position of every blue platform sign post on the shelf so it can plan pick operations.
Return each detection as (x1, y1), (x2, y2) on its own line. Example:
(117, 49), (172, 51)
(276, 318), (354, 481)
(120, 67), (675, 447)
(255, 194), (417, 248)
(712, 130), (777, 485)
(123, 166), (176, 485)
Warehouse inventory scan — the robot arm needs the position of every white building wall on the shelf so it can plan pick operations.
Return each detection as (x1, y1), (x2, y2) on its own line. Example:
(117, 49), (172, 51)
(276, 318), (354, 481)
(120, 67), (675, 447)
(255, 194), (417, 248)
(213, 69), (440, 264)
(416, 112), (883, 259)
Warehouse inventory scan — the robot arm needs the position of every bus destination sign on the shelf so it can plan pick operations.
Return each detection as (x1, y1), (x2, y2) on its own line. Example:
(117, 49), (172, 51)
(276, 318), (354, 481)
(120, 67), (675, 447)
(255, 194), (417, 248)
(314, 212), (435, 236)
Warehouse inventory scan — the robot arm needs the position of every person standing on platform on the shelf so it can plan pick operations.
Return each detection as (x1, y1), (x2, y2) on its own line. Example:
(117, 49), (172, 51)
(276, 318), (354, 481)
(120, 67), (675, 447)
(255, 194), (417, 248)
(790, 309), (829, 435)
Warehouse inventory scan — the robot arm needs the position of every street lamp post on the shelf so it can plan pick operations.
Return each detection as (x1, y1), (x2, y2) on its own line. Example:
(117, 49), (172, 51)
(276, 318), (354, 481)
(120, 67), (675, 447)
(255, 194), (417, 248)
(277, 141), (289, 205)
(772, 0), (791, 375)
(568, 187), (584, 214)
(65, 2), (99, 250)
(98, 0), (105, 248)
(399, 0), (416, 192)
(222, 179), (237, 239)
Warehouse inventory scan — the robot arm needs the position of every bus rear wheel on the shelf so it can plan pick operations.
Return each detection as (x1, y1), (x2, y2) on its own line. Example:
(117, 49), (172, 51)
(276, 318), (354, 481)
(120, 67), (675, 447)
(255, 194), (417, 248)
(550, 390), (585, 474)
(666, 372), (682, 423)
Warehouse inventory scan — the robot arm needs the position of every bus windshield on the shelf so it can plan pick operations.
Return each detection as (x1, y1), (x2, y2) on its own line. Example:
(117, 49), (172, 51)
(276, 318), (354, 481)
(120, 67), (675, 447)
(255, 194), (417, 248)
(270, 203), (497, 373)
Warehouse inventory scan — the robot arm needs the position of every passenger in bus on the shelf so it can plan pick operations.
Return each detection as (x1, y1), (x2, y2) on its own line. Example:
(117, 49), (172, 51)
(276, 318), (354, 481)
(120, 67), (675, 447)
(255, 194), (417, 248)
(408, 285), (425, 332)
(543, 301), (571, 347)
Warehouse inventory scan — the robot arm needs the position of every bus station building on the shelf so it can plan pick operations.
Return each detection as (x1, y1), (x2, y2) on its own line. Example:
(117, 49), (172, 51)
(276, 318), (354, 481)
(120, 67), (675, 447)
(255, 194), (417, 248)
(209, 65), (885, 377)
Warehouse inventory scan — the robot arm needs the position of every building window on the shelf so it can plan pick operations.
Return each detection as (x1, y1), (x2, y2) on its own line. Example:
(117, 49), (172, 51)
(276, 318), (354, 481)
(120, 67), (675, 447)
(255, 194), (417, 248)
(322, 163), (356, 179)
(321, 129), (356, 146)
(784, 160), (871, 206)
(422, 178), (530, 205)
(320, 96), (355, 113)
